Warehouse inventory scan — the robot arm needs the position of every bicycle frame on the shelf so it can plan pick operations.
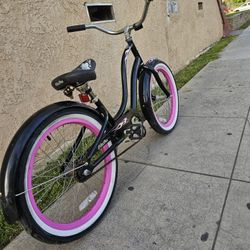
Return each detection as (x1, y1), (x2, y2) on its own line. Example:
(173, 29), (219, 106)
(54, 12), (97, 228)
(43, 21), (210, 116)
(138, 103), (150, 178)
(76, 39), (144, 174)
(79, 38), (169, 175)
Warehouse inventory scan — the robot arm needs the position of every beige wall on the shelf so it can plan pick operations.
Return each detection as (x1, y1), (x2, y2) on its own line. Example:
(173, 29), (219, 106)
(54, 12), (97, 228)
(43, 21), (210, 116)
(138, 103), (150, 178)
(0, 0), (223, 164)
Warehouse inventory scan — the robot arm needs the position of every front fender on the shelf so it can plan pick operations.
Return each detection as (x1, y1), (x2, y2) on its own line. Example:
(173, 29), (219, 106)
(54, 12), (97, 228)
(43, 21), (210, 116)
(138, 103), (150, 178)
(0, 101), (100, 224)
(139, 59), (173, 124)
(139, 59), (158, 121)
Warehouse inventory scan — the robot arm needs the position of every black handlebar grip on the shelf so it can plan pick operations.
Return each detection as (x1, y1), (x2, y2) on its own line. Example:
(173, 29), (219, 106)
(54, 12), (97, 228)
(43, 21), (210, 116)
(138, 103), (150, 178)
(134, 23), (143, 31)
(67, 24), (86, 33)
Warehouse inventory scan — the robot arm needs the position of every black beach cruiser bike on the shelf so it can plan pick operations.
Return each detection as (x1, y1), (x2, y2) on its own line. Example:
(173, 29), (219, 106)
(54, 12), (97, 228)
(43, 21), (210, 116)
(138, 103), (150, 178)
(0, 0), (179, 244)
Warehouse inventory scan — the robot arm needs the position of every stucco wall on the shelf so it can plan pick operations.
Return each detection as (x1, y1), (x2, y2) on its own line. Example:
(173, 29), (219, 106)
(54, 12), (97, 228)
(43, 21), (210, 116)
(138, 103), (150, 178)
(0, 0), (223, 164)
(166, 0), (224, 71)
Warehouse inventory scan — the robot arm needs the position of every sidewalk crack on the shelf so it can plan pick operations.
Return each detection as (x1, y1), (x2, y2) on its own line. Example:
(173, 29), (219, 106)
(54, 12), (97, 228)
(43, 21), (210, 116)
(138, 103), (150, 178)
(212, 106), (250, 250)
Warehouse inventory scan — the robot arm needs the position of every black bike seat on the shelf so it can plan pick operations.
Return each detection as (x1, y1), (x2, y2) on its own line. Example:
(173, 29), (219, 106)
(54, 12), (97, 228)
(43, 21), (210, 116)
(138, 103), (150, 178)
(51, 59), (96, 90)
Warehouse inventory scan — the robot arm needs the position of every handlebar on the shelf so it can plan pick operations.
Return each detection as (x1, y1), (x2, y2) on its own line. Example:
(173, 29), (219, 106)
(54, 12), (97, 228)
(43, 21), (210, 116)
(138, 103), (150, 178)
(133, 0), (152, 30)
(67, 24), (86, 33)
(67, 24), (124, 35)
(67, 0), (154, 35)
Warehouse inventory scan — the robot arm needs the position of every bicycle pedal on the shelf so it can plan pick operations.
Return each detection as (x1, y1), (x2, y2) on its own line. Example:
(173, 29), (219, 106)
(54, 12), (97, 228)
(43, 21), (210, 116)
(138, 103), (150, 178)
(128, 123), (146, 140)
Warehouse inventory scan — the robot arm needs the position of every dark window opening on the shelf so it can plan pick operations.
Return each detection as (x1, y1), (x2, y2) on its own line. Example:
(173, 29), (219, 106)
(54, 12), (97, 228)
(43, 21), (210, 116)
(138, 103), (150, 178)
(198, 2), (203, 10)
(86, 4), (115, 23)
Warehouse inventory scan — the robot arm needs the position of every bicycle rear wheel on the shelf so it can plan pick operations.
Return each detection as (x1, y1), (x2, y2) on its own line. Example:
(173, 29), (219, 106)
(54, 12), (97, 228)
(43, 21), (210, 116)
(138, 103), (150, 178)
(16, 109), (117, 243)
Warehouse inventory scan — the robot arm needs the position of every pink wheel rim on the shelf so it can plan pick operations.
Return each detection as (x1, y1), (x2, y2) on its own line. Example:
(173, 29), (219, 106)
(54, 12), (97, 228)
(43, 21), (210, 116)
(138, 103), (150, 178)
(151, 64), (177, 129)
(27, 118), (113, 230)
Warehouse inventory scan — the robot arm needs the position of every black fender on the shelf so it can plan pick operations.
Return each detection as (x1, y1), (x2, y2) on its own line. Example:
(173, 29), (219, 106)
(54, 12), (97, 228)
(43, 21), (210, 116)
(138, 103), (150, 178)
(0, 101), (101, 224)
(139, 59), (174, 124)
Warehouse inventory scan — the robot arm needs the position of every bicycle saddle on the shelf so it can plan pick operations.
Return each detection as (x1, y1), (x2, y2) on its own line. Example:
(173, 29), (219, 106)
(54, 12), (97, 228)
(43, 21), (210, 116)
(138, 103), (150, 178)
(51, 59), (96, 90)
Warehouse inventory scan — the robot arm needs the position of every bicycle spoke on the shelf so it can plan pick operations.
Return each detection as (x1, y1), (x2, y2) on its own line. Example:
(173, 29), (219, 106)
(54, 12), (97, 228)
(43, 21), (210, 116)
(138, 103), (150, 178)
(153, 97), (168, 107)
(33, 180), (56, 197)
(50, 134), (66, 157)
(36, 182), (57, 205)
(41, 177), (75, 213)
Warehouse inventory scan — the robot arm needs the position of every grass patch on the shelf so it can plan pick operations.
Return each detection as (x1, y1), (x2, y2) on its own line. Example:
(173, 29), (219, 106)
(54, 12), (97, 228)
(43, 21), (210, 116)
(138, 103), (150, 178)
(226, 12), (238, 17)
(174, 36), (236, 89)
(226, 9), (250, 17)
(0, 209), (22, 250)
(0, 35), (236, 249)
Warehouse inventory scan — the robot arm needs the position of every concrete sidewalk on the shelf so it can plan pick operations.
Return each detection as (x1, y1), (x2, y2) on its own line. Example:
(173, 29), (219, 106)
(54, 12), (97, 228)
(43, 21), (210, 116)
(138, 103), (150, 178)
(5, 27), (250, 250)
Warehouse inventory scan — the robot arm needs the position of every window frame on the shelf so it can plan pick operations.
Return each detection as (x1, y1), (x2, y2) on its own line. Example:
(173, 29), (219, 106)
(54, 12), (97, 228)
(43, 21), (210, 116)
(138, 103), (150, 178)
(84, 3), (116, 24)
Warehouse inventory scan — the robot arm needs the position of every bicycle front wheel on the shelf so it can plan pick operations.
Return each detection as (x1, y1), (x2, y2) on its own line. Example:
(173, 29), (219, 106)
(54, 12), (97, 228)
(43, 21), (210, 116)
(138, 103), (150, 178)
(16, 109), (117, 243)
(140, 59), (179, 134)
